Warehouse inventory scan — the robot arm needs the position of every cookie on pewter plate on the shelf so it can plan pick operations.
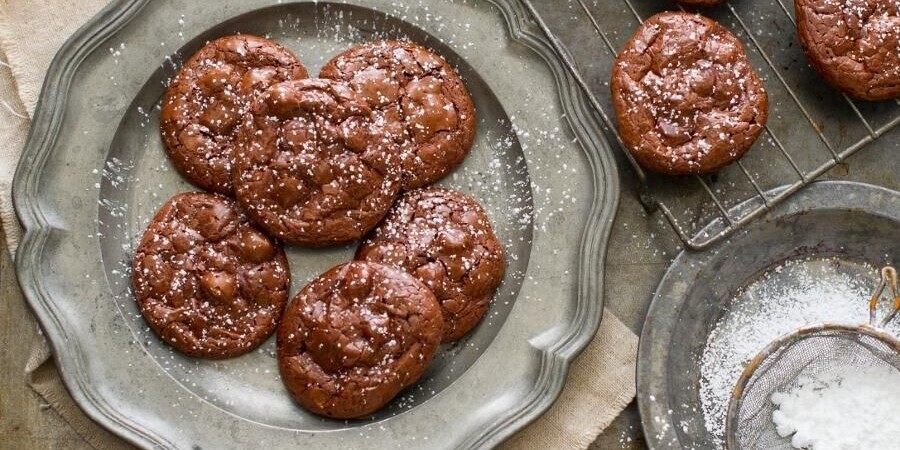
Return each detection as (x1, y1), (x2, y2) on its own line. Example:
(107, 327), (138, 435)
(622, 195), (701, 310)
(320, 40), (476, 190)
(611, 12), (768, 175)
(160, 35), (308, 195)
(277, 261), (443, 419)
(132, 192), (290, 359)
(357, 187), (505, 342)
(796, 0), (900, 100)
(233, 78), (402, 247)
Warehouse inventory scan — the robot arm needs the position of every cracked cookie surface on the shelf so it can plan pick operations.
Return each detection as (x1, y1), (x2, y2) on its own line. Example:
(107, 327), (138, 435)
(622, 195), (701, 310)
(233, 78), (402, 247)
(132, 192), (290, 359)
(277, 261), (443, 419)
(356, 188), (505, 342)
(796, 0), (900, 100)
(320, 40), (476, 190)
(611, 12), (768, 175)
(676, 0), (723, 5)
(160, 35), (308, 195)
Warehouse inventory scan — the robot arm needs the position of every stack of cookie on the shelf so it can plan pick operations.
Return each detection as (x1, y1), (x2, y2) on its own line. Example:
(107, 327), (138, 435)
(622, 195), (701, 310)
(132, 36), (505, 419)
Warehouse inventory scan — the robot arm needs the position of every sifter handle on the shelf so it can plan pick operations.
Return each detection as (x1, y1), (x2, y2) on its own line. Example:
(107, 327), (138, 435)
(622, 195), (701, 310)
(869, 266), (899, 328)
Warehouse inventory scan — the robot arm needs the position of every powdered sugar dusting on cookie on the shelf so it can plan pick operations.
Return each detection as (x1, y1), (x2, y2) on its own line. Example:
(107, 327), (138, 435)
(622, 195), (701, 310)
(611, 12), (768, 175)
(132, 193), (290, 358)
(358, 187), (505, 341)
(796, 0), (900, 100)
(160, 35), (309, 194)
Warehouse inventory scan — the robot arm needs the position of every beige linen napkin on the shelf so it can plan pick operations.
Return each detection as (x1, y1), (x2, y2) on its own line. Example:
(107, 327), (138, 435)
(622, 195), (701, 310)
(0, 4), (130, 449)
(0, 1), (638, 448)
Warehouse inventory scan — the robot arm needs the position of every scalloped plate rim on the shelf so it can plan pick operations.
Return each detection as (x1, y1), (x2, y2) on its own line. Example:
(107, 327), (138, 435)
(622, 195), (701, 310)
(12, 0), (620, 448)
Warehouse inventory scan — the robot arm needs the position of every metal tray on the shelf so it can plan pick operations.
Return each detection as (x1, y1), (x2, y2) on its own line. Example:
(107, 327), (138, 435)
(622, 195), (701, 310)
(12, 0), (619, 448)
(637, 181), (899, 449)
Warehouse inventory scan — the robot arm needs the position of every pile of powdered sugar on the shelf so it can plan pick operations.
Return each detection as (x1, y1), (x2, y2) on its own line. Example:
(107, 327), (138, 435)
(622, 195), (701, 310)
(771, 364), (900, 450)
(699, 258), (900, 447)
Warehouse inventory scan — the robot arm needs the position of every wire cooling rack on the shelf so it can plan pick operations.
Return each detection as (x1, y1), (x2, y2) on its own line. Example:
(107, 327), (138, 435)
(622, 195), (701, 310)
(521, 0), (900, 250)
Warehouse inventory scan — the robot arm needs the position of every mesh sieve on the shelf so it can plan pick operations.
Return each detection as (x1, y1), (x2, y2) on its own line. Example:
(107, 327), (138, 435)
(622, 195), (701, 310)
(725, 267), (900, 450)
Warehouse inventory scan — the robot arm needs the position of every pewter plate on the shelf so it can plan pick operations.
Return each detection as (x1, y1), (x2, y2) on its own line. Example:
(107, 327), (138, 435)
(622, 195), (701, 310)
(637, 181), (900, 449)
(13, 0), (619, 448)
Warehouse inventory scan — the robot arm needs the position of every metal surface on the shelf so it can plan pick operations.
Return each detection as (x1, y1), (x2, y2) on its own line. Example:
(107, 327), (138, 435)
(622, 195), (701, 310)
(637, 181), (900, 449)
(523, 0), (900, 251)
(725, 324), (900, 449)
(724, 267), (900, 450)
(725, 267), (900, 449)
(12, 0), (620, 448)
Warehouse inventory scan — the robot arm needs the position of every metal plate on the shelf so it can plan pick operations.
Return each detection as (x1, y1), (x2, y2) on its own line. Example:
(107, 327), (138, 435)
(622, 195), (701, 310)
(12, 0), (619, 448)
(637, 181), (899, 449)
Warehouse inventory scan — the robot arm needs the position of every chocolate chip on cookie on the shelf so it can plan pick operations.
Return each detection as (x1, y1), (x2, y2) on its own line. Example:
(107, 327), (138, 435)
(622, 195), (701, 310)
(320, 40), (476, 190)
(357, 188), (505, 342)
(676, 0), (723, 6)
(232, 78), (402, 247)
(796, 0), (900, 100)
(277, 261), (443, 418)
(611, 12), (768, 175)
(160, 35), (308, 195)
(132, 192), (290, 358)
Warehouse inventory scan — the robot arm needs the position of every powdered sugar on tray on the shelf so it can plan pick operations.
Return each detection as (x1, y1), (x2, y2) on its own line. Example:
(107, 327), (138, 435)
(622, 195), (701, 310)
(699, 258), (900, 448)
(87, 0), (594, 429)
(770, 364), (900, 450)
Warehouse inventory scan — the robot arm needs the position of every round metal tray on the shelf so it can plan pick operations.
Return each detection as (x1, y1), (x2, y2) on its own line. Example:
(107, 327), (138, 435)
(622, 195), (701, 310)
(12, 0), (619, 448)
(637, 181), (900, 449)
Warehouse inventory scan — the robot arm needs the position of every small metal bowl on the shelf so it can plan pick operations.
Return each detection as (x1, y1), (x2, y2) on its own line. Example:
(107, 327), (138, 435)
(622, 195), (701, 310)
(638, 181), (900, 449)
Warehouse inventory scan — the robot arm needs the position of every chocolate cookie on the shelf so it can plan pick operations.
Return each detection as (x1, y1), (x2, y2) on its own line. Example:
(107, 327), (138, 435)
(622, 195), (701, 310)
(132, 192), (290, 358)
(676, 0), (723, 6)
(611, 12), (768, 175)
(277, 261), (443, 418)
(356, 188), (505, 342)
(160, 35), (308, 195)
(232, 78), (402, 247)
(796, 0), (900, 100)
(320, 40), (476, 190)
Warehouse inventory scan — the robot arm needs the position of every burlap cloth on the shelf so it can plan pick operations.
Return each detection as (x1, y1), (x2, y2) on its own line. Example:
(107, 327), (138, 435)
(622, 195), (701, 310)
(0, 1), (638, 448)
